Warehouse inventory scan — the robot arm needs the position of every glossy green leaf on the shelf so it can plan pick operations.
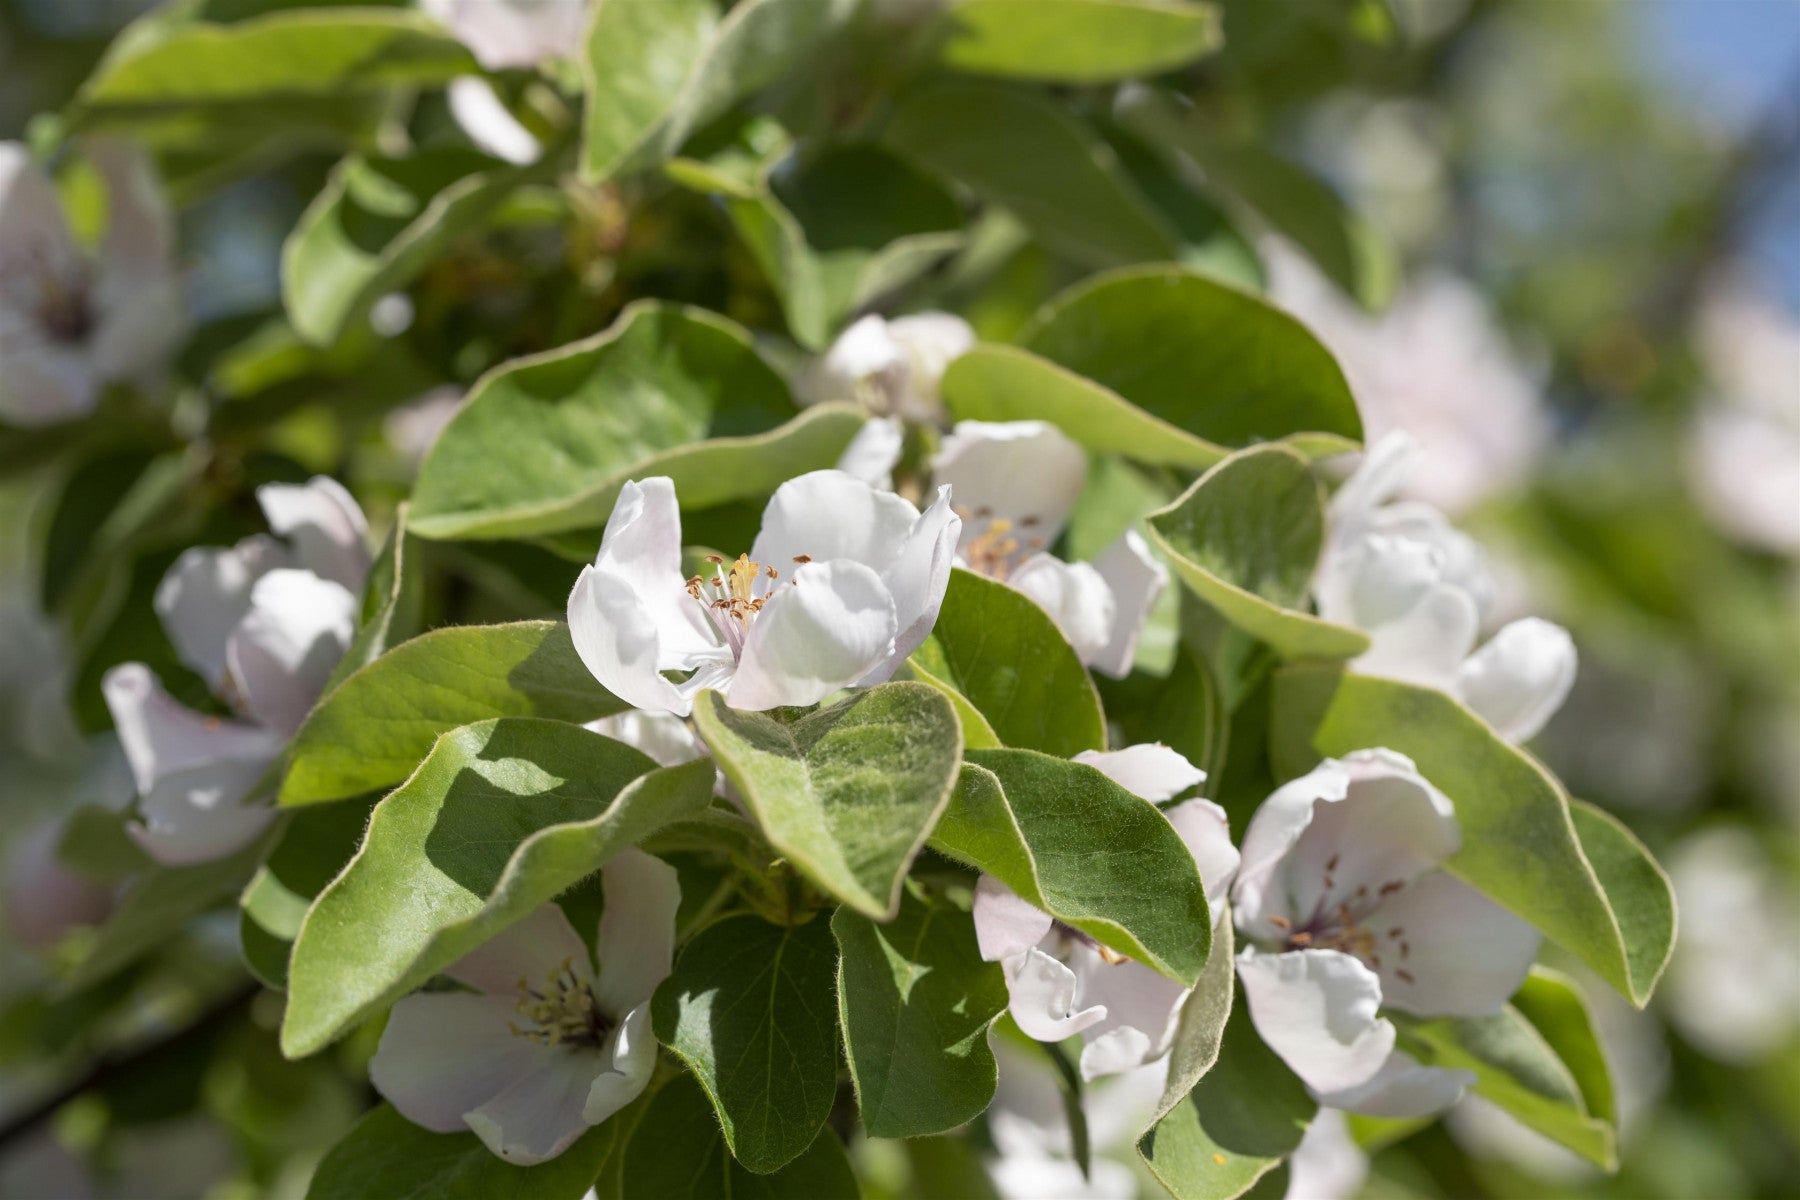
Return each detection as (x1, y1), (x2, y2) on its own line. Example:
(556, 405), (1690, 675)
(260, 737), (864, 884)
(282, 721), (712, 1056)
(652, 913), (840, 1174)
(1020, 265), (1362, 452)
(925, 0), (1221, 83)
(621, 1072), (857, 1197)
(930, 751), (1211, 984)
(306, 1102), (615, 1200)
(884, 79), (1176, 269)
(1269, 665), (1677, 1007)
(833, 887), (1009, 1138)
(1138, 999), (1315, 1200)
(1146, 445), (1369, 660)
(281, 621), (627, 807)
(692, 683), (962, 920)
(908, 568), (1106, 758)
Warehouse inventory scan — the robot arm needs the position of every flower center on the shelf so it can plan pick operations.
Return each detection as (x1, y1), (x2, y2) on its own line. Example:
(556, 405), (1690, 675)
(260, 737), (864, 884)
(1268, 854), (1417, 985)
(509, 958), (610, 1049)
(957, 507), (1045, 580)
(686, 552), (810, 660)
(4, 242), (95, 346)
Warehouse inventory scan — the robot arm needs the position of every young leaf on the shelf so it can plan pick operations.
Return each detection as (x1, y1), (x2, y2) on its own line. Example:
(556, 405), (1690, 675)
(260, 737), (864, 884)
(621, 1072), (857, 1197)
(282, 722), (712, 1056)
(930, 751), (1211, 985)
(833, 888), (1009, 1138)
(1020, 265), (1363, 453)
(305, 1103), (615, 1200)
(692, 683), (962, 920)
(908, 568), (1106, 758)
(651, 913), (840, 1174)
(280, 621), (627, 806)
(923, 0), (1222, 84)
(1270, 665), (1677, 1007)
(1146, 444), (1369, 660)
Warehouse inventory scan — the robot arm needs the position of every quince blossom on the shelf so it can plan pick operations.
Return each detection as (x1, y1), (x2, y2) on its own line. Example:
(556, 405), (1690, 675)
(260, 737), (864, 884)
(102, 478), (370, 865)
(370, 851), (677, 1164)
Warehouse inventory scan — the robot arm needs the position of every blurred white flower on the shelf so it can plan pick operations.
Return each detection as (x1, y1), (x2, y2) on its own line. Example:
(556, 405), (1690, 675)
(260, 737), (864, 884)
(3, 821), (113, 953)
(421, 0), (588, 70)
(984, 1037), (1166, 1200)
(1283, 1107), (1369, 1200)
(797, 312), (975, 425)
(0, 139), (184, 428)
(448, 77), (543, 165)
(384, 385), (464, 469)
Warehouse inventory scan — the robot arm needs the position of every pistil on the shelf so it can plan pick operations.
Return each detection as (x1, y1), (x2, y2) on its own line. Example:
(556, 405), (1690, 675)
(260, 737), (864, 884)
(509, 958), (609, 1049)
(685, 552), (812, 660)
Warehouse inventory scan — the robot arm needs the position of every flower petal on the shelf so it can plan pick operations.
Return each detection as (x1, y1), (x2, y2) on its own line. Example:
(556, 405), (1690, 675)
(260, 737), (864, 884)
(583, 1003), (658, 1126)
(1456, 617), (1577, 743)
(101, 662), (282, 795)
(594, 850), (681, 1017)
(885, 312), (975, 421)
(464, 1048), (603, 1165)
(1008, 554), (1115, 665)
(1076, 957), (1187, 1080)
(255, 476), (371, 593)
(225, 569), (358, 736)
(1074, 743), (1204, 802)
(973, 875), (1055, 963)
(1352, 582), (1479, 690)
(727, 559), (897, 710)
(0, 335), (99, 427)
(1282, 1108), (1368, 1200)
(153, 536), (288, 691)
(796, 315), (907, 410)
(749, 469), (923, 576)
(0, 143), (77, 285)
(1314, 1050), (1473, 1119)
(130, 758), (280, 866)
(833, 415), (905, 489)
(86, 137), (174, 275)
(1236, 946), (1395, 1096)
(1367, 872), (1540, 1018)
(933, 421), (1088, 548)
(1231, 760), (1350, 939)
(585, 710), (706, 767)
(1088, 530), (1166, 678)
(866, 483), (960, 682)
(1163, 798), (1240, 910)
(447, 76), (540, 165)
(1325, 432), (1418, 542)
(370, 991), (553, 1133)
(421, 0), (587, 70)
(447, 902), (593, 996)
(1315, 532), (1439, 631)
(1003, 948), (1108, 1043)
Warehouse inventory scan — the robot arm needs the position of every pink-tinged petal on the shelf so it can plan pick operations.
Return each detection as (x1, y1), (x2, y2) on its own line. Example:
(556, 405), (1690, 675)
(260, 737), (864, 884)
(1456, 617), (1577, 743)
(933, 421), (1088, 548)
(594, 850), (680, 1017)
(101, 663), (282, 795)
(1162, 798), (1239, 910)
(973, 875), (1054, 962)
(1088, 530), (1166, 678)
(1315, 1050), (1473, 1119)
(796, 315), (907, 410)
(727, 560), (896, 710)
(585, 710), (705, 767)
(833, 415), (905, 489)
(750, 469), (923, 576)
(885, 312), (974, 422)
(255, 476), (371, 593)
(1353, 582), (1479, 691)
(0, 143), (77, 284)
(865, 483), (960, 682)
(226, 569), (357, 736)
(130, 758), (279, 866)
(5, 822), (113, 951)
(583, 1003), (657, 1126)
(1368, 872), (1540, 1018)
(1282, 1108), (1368, 1200)
(1075, 743), (1204, 802)
(1076, 957), (1187, 1080)
(448, 903), (593, 995)
(1236, 947), (1394, 1096)
(370, 991), (552, 1133)
(1004, 948), (1108, 1043)
(1008, 554), (1115, 665)
(154, 536), (288, 691)
(464, 1050), (603, 1165)
(420, 0), (588, 70)
(447, 77), (540, 165)
(1231, 760), (1351, 939)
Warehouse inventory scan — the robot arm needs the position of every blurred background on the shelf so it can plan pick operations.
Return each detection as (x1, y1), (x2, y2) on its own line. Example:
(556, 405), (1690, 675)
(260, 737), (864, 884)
(1, 0), (1796, 1197)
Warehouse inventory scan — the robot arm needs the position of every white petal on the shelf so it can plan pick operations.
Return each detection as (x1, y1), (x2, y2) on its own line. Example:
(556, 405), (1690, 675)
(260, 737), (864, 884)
(885, 312), (975, 422)
(447, 76), (540, 165)
(570, 565), (702, 717)
(421, 0), (588, 70)
(594, 850), (681, 1017)
(89, 266), (185, 384)
(256, 476), (372, 593)
(1231, 760), (1351, 939)
(0, 142), (77, 285)
(584, 1003), (658, 1126)
(867, 483), (961, 681)
(225, 569), (358, 736)
(1236, 947), (1395, 1096)
(464, 1049), (603, 1165)
(1367, 872), (1540, 1018)
(370, 991), (554, 1133)
(1162, 798), (1240, 910)
(795, 314), (907, 411)
(1315, 532), (1439, 630)
(749, 469), (923, 575)
(130, 757), (279, 866)
(990, 1154), (1136, 1200)
(727, 560), (896, 710)
(1456, 618), (1577, 743)
(1282, 1108), (1368, 1200)
(1008, 554), (1115, 665)
(1076, 958), (1187, 1080)
(87, 137), (174, 274)
(1373, 502), (1492, 616)
(1003, 948), (1108, 1043)
(1315, 1050), (1473, 1119)
(154, 536), (288, 690)
(933, 421), (1088, 547)
(1351, 582), (1479, 690)
(447, 903), (593, 996)
(1075, 743), (1205, 802)
(0, 335), (99, 427)
(973, 875), (1055, 962)
(585, 710), (706, 767)
(833, 415), (905, 489)
(1088, 530), (1167, 678)
(1326, 432), (1419, 543)
(3, 823), (113, 951)
(101, 662), (282, 795)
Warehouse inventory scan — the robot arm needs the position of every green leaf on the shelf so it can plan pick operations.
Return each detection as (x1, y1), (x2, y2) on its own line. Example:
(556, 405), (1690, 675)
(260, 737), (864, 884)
(691, 684), (962, 920)
(1138, 999), (1315, 1200)
(1097, 647), (1229, 787)
(908, 568), (1105, 758)
(282, 721), (712, 1056)
(1020, 265), (1363, 452)
(1146, 445), (1368, 660)
(409, 302), (860, 540)
(284, 147), (529, 346)
(581, 0), (857, 180)
(1513, 967), (1616, 1126)
(306, 1102), (615, 1200)
(1149, 920), (1236, 1130)
(925, 0), (1221, 83)
(884, 79), (1176, 269)
(239, 796), (380, 990)
(652, 913), (841, 1174)
(281, 621), (627, 807)
(1269, 666), (1677, 1007)
(621, 1072), (857, 1197)
(325, 501), (426, 693)
(930, 751), (1211, 984)
(833, 887), (1008, 1138)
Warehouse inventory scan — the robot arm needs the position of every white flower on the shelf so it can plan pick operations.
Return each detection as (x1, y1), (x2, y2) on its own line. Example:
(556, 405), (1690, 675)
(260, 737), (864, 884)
(1232, 750), (1539, 1119)
(973, 744), (1236, 1081)
(447, 78), (542, 165)
(4, 820), (113, 953)
(102, 477), (371, 865)
(384, 384), (463, 469)
(584, 710), (707, 769)
(421, 0), (588, 70)
(370, 851), (678, 1164)
(1317, 433), (1576, 743)
(933, 420), (1168, 678)
(566, 470), (959, 715)
(0, 139), (183, 428)
(1283, 1108), (1368, 1200)
(984, 1038), (1166, 1200)
(797, 312), (975, 424)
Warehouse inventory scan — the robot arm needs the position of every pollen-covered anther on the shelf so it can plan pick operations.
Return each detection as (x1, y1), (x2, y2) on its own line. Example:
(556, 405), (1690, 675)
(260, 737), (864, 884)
(508, 957), (608, 1049)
